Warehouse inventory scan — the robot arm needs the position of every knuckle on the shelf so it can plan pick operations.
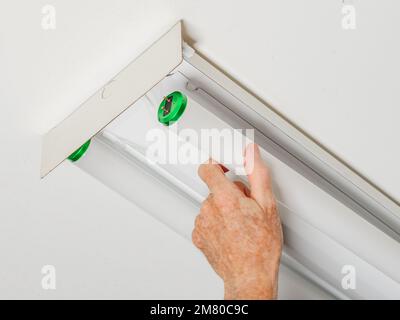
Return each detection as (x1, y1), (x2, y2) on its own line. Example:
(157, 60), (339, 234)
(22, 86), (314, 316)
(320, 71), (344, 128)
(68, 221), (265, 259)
(198, 163), (212, 180)
(266, 197), (278, 213)
(194, 214), (203, 228)
(192, 229), (202, 248)
(200, 199), (212, 215)
(213, 192), (237, 211)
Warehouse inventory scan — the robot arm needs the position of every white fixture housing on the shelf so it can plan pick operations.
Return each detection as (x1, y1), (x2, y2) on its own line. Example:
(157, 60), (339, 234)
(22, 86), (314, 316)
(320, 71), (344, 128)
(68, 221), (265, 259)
(41, 22), (400, 299)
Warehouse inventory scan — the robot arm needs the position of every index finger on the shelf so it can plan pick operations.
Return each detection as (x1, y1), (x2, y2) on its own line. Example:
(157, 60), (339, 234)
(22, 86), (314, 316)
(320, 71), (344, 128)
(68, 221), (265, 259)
(198, 159), (236, 195)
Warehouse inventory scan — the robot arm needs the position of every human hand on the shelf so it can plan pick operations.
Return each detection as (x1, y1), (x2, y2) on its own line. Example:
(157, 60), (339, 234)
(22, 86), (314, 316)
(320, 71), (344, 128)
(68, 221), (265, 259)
(192, 144), (283, 299)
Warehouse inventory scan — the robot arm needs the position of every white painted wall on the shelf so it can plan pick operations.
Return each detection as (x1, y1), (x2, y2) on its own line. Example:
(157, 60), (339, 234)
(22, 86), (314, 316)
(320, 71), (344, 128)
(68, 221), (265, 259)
(0, 0), (398, 299)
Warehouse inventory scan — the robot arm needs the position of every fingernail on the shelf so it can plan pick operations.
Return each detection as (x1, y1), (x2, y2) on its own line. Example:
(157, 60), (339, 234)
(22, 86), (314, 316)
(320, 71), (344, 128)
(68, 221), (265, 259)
(219, 164), (229, 173)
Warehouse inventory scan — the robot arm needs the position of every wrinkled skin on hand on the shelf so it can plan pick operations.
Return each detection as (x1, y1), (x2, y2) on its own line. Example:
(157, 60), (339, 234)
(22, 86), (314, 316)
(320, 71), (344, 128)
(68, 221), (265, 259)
(192, 144), (283, 300)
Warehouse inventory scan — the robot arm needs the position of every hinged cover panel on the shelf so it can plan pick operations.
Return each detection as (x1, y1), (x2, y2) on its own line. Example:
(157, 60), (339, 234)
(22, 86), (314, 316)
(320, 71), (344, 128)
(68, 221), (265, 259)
(41, 22), (182, 177)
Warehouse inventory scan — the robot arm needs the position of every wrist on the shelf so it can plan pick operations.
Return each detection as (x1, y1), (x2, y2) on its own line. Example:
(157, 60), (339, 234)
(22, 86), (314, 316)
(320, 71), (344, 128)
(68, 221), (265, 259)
(224, 268), (279, 300)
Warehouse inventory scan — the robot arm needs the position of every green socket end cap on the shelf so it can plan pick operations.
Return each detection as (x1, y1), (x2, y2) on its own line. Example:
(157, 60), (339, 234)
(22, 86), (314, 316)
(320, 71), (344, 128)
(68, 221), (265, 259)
(68, 139), (91, 162)
(157, 91), (187, 126)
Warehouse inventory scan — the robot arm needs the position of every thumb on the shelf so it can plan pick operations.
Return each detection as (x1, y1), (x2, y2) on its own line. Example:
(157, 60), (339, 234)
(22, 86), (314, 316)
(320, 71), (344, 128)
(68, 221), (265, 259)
(244, 143), (274, 210)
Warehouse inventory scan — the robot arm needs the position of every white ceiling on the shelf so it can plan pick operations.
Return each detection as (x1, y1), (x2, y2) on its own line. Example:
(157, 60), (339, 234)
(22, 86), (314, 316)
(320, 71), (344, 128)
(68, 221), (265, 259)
(0, 0), (399, 298)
